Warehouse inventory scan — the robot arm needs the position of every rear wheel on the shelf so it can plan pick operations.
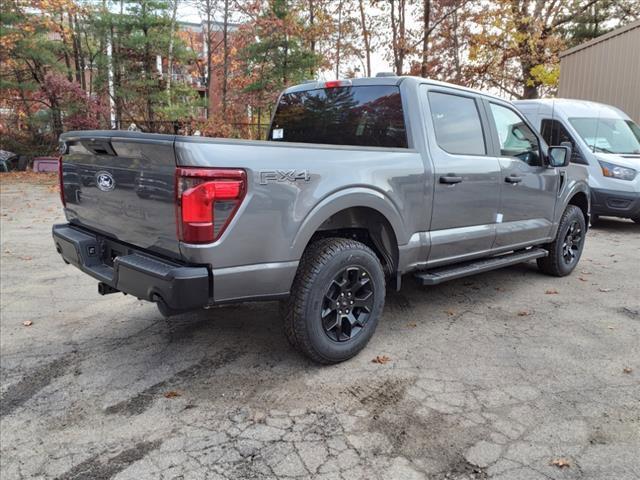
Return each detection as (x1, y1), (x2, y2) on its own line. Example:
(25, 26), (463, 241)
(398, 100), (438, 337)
(537, 205), (586, 276)
(283, 238), (385, 364)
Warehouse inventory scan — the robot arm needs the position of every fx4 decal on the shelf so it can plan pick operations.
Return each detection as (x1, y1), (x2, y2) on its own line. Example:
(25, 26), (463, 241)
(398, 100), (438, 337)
(260, 169), (310, 185)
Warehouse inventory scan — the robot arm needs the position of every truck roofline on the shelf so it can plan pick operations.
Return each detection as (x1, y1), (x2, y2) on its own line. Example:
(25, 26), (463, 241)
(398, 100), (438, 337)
(283, 76), (508, 103)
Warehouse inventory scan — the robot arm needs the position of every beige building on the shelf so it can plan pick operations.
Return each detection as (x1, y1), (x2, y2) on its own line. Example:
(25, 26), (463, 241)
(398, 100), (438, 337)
(558, 20), (640, 123)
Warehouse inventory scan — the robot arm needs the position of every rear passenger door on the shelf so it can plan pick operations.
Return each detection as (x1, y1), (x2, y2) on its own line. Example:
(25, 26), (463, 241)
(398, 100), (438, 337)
(421, 86), (501, 265)
(485, 102), (559, 248)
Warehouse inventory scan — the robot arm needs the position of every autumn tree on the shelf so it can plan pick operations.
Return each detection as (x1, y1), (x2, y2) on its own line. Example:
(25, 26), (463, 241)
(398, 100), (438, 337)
(239, 0), (319, 130)
(0, 0), (106, 154)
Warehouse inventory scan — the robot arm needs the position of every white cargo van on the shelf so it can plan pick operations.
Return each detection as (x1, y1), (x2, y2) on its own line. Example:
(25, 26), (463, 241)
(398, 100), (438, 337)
(514, 99), (640, 224)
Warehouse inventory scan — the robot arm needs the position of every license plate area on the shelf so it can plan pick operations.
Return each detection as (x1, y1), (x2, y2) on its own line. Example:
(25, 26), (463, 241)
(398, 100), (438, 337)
(101, 239), (129, 267)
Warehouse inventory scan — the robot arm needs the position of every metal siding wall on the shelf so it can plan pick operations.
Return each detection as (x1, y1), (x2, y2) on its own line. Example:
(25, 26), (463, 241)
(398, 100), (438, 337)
(559, 25), (640, 122)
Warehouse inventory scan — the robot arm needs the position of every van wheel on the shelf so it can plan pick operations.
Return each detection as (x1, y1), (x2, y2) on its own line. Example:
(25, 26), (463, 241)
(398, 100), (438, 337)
(283, 238), (385, 364)
(537, 205), (586, 277)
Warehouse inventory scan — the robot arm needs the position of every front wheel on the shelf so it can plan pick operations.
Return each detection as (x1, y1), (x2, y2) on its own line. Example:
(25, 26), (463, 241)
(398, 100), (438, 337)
(537, 205), (586, 276)
(283, 238), (385, 364)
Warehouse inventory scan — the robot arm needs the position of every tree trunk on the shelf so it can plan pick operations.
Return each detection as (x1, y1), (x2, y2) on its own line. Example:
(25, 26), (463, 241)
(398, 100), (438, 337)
(451, 10), (461, 83)
(358, 0), (371, 77)
(166, 0), (179, 105)
(59, 12), (74, 82)
(308, 0), (316, 76)
(390, 0), (398, 74)
(205, 0), (213, 119)
(141, 2), (155, 127)
(420, 0), (430, 77)
(335, 0), (343, 79)
(222, 0), (230, 115)
(70, 14), (86, 90)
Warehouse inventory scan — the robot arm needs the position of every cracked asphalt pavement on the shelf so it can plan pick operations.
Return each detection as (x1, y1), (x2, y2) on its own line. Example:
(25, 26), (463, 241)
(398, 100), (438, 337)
(1, 175), (639, 480)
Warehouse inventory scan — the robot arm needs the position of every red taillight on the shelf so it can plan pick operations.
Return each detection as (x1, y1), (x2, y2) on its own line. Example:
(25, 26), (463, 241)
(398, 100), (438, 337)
(58, 156), (66, 207)
(175, 168), (246, 244)
(324, 80), (352, 89)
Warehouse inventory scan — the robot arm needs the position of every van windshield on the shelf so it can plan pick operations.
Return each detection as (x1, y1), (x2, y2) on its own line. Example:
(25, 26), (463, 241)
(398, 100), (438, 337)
(569, 117), (640, 155)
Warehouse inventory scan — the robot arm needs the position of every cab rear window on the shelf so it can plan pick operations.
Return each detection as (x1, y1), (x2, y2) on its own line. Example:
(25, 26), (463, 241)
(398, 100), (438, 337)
(269, 85), (408, 148)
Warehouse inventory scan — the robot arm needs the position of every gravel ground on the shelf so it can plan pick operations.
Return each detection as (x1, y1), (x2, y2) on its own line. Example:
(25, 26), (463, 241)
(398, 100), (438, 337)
(1, 175), (639, 480)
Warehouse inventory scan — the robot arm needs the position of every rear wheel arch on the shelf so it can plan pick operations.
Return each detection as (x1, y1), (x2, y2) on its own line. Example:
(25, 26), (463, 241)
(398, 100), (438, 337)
(292, 190), (406, 275)
(308, 206), (400, 276)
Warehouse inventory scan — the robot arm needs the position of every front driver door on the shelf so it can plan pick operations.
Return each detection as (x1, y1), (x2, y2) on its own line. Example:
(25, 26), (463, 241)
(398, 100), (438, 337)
(421, 86), (501, 265)
(485, 101), (560, 248)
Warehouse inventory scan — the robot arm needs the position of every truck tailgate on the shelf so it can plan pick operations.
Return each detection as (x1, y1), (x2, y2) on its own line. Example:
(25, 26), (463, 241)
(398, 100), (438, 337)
(60, 131), (180, 258)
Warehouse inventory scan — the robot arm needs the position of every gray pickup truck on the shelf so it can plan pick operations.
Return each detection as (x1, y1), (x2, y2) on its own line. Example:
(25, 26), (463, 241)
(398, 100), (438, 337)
(53, 76), (589, 363)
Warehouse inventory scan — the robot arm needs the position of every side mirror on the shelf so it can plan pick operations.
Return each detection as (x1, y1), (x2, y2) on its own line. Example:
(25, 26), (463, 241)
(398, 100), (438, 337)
(548, 145), (571, 168)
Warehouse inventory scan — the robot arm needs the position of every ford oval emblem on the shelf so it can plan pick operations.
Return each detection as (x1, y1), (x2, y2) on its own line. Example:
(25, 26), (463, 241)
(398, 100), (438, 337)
(95, 171), (115, 192)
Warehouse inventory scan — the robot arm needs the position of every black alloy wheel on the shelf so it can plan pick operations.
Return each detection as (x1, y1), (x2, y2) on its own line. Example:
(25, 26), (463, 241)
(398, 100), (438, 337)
(322, 266), (375, 342)
(562, 219), (583, 266)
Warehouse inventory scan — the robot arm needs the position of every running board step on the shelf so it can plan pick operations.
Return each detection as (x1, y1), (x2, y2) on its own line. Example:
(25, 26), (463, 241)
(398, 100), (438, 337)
(414, 248), (548, 286)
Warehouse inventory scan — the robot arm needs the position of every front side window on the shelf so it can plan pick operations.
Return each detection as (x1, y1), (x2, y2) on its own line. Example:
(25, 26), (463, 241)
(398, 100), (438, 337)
(427, 91), (486, 155)
(540, 119), (586, 164)
(569, 117), (640, 155)
(269, 85), (407, 148)
(489, 103), (541, 166)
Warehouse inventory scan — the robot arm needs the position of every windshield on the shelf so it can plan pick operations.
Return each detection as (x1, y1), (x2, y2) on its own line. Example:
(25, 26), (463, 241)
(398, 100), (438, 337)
(569, 117), (640, 155)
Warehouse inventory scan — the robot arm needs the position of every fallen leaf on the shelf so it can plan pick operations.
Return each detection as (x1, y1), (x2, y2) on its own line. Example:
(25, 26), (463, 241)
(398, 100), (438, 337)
(623, 367), (632, 374)
(550, 458), (571, 468)
(444, 309), (455, 316)
(372, 355), (391, 365)
(22, 320), (33, 326)
(517, 310), (531, 316)
(598, 288), (611, 293)
(607, 326), (615, 330)
(18, 256), (33, 261)
(164, 390), (181, 398)
(495, 287), (505, 292)
(407, 322), (417, 328)
(580, 270), (592, 275)
(545, 289), (559, 295)
(578, 277), (588, 282)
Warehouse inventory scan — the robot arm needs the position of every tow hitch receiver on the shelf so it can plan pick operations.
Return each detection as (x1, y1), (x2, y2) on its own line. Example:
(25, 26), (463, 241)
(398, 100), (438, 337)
(98, 282), (119, 295)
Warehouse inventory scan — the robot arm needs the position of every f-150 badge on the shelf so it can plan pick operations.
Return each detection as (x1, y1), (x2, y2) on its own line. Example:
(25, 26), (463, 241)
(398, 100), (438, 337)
(260, 170), (310, 185)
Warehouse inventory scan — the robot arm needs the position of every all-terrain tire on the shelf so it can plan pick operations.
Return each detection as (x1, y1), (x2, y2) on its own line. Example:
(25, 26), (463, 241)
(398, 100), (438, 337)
(283, 238), (385, 364)
(537, 205), (586, 277)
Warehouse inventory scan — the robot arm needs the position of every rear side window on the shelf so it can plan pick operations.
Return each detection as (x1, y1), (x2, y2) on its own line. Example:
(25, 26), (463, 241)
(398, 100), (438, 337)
(540, 119), (586, 164)
(269, 85), (408, 148)
(428, 91), (486, 155)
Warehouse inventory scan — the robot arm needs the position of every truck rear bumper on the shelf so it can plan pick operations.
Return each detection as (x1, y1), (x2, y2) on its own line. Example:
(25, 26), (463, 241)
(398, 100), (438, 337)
(52, 224), (211, 311)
